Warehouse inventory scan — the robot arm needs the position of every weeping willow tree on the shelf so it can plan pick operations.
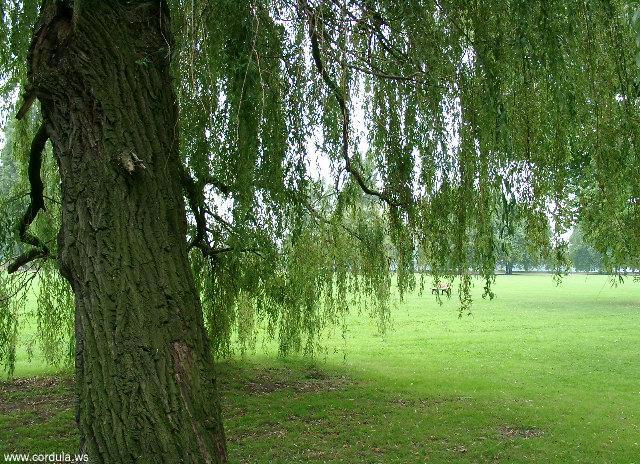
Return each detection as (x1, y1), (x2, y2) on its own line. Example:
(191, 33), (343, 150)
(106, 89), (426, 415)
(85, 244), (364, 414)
(1, 0), (640, 462)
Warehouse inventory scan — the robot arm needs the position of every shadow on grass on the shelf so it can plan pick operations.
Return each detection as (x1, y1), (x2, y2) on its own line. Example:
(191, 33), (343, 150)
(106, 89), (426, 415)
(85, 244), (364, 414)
(0, 362), (544, 463)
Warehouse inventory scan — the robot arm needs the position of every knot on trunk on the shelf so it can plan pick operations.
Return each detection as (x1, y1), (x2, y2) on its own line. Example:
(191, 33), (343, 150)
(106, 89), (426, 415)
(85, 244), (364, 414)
(119, 150), (146, 174)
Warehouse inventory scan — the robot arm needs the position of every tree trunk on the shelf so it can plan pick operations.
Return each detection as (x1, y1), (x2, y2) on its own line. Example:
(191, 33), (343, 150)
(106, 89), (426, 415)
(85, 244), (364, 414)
(28, 2), (227, 462)
(505, 262), (513, 275)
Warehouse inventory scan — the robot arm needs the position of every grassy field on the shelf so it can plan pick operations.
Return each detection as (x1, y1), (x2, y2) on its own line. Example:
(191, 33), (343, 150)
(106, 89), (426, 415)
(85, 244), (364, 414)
(1, 274), (639, 463)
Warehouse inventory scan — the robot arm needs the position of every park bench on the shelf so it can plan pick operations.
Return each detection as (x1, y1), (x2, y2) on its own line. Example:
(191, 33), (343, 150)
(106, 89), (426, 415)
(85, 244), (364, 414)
(431, 282), (451, 297)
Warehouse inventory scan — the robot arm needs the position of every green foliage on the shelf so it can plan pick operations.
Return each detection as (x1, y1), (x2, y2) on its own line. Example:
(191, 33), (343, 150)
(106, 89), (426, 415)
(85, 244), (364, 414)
(1, 0), (640, 366)
(193, 185), (393, 358)
(0, 272), (20, 376)
(35, 262), (74, 366)
(0, 121), (28, 263)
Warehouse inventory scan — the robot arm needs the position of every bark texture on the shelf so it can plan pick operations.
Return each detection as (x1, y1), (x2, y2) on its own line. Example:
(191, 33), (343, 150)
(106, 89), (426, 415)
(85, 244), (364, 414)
(28, 2), (227, 462)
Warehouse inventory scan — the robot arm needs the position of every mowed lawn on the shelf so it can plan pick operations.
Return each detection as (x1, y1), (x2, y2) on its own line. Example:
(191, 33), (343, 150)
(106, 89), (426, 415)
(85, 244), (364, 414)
(1, 275), (639, 463)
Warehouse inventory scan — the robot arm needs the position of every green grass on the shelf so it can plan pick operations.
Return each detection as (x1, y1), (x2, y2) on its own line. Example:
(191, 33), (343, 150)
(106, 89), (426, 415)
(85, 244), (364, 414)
(2, 274), (640, 463)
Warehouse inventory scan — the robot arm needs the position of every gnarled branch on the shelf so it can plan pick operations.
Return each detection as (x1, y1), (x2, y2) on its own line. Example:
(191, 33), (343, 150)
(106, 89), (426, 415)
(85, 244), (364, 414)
(180, 167), (235, 254)
(180, 167), (210, 252)
(8, 123), (51, 273)
(16, 89), (37, 121)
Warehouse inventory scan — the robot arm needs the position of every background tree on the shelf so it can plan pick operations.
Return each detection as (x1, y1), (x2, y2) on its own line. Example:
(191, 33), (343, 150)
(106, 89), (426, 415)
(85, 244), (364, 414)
(494, 205), (552, 274)
(568, 225), (604, 273)
(497, 220), (545, 274)
(1, 1), (640, 463)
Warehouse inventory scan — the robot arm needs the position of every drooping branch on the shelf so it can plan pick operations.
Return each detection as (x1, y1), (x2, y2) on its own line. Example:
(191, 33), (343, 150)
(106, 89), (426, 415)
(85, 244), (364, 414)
(301, 1), (402, 208)
(0, 262), (41, 304)
(433, 0), (477, 50)
(203, 206), (234, 234)
(8, 123), (51, 274)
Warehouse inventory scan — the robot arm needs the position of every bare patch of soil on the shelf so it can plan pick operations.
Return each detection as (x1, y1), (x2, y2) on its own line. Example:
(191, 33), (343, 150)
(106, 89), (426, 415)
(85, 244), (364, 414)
(242, 368), (354, 394)
(499, 425), (544, 439)
(389, 395), (473, 408)
(0, 376), (73, 394)
(0, 376), (74, 420)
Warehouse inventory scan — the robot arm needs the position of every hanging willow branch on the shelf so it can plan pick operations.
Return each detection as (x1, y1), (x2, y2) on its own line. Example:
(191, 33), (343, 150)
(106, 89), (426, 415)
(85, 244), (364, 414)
(8, 123), (50, 274)
(301, 1), (402, 208)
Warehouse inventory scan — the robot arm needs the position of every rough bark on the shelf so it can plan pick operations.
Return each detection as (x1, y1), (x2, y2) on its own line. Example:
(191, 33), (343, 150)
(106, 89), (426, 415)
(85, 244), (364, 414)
(27, 2), (227, 462)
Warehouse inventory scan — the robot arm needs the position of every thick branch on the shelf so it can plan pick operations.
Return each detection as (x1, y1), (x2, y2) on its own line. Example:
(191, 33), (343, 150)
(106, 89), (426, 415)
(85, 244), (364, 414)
(201, 174), (231, 196)
(8, 123), (50, 273)
(7, 249), (47, 274)
(180, 167), (210, 252)
(16, 89), (36, 120)
(199, 245), (265, 260)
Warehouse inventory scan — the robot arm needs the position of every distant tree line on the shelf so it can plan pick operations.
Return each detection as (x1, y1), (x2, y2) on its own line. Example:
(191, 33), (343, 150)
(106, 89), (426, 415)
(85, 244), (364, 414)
(495, 209), (605, 274)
